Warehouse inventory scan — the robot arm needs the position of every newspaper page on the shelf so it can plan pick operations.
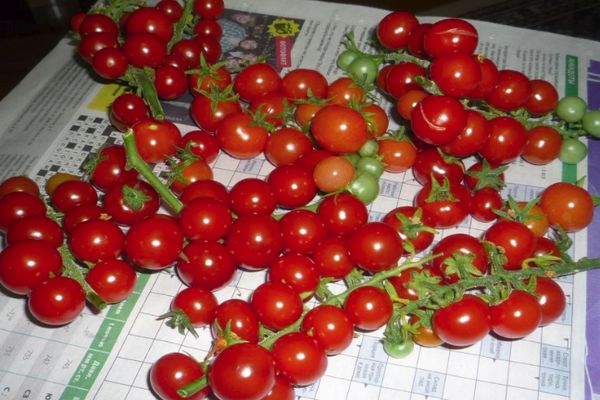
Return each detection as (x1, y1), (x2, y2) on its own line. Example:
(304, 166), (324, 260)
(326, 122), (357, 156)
(0, 0), (599, 399)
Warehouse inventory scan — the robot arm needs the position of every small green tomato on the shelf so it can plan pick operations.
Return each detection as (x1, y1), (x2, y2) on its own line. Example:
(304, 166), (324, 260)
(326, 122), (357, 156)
(555, 96), (587, 123)
(559, 137), (587, 164)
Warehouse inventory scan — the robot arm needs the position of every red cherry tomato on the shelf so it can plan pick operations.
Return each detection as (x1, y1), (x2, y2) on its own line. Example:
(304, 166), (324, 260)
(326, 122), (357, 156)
(484, 220), (537, 270)
(68, 219), (124, 263)
(423, 18), (478, 57)
(225, 214), (282, 270)
(0, 192), (46, 232)
(347, 222), (403, 272)
(539, 182), (594, 232)
(271, 332), (328, 386)
(376, 11), (419, 49)
(490, 290), (542, 339)
(132, 118), (181, 163)
(124, 215), (184, 270)
(344, 286), (393, 331)
(432, 294), (490, 347)
(411, 95), (467, 145)
(311, 105), (369, 154)
(212, 299), (260, 343)
(86, 259), (137, 304)
(28, 277), (86, 326)
(301, 305), (354, 355)
(150, 353), (208, 400)
(177, 241), (236, 291)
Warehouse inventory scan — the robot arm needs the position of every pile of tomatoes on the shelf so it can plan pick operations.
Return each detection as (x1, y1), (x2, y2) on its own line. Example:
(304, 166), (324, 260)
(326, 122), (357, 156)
(1, 1), (599, 399)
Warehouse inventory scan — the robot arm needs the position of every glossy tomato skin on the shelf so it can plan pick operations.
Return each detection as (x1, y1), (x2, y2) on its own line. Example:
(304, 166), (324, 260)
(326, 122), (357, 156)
(534, 277), (566, 326)
(385, 62), (426, 99)
(0, 192), (46, 232)
(265, 127), (313, 166)
(51, 180), (97, 213)
(301, 305), (354, 355)
(486, 70), (532, 112)
(317, 193), (368, 236)
(194, 18), (223, 40)
(150, 353), (208, 400)
(156, 0), (184, 22)
(180, 179), (229, 205)
(126, 7), (173, 42)
(249, 92), (288, 127)
(470, 187), (503, 223)
(432, 233), (487, 283)
(412, 147), (465, 185)
(484, 220), (537, 270)
(193, 0), (224, 19)
(311, 105), (369, 154)
(178, 197), (231, 241)
(92, 47), (128, 80)
(180, 130), (220, 163)
(470, 57), (499, 99)
(441, 109), (489, 157)
(78, 32), (118, 64)
(68, 219), (124, 263)
(414, 180), (471, 229)
(269, 253), (320, 296)
(215, 111), (268, 159)
(251, 281), (303, 330)
(279, 209), (326, 254)
(171, 287), (218, 327)
(281, 68), (328, 100)
(411, 95), (467, 146)
(62, 203), (104, 234)
(377, 11), (419, 49)
(132, 118), (181, 163)
(225, 214), (283, 270)
(169, 158), (214, 195)
(79, 13), (119, 36)
(208, 343), (275, 400)
(125, 215), (184, 270)
(429, 53), (481, 98)
(347, 222), (403, 272)
(28, 277), (86, 326)
(212, 299), (260, 343)
(0, 240), (63, 295)
(263, 376), (295, 400)
(176, 241), (236, 291)
(525, 79), (559, 116)
(312, 236), (355, 280)
(539, 182), (594, 232)
(110, 93), (148, 131)
(271, 332), (328, 386)
(432, 294), (490, 347)
(123, 33), (167, 68)
(103, 179), (159, 226)
(423, 18), (478, 57)
(327, 77), (364, 104)
(85, 259), (137, 304)
(382, 206), (435, 254)
(344, 286), (393, 331)
(490, 290), (542, 339)
(154, 65), (187, 100)
(521, 126), (562, 165)
(90, 145), (138, 192)
(190, 92), (242, 132)
(0, 175), (40, 198)
(234, 63), (281, 102)
(229, 178), (276, 216)
(478, 117), (527, 165)
(6, 215), (63, 247)
(377, 138), (417, 173)
(267, 164), (317, 209)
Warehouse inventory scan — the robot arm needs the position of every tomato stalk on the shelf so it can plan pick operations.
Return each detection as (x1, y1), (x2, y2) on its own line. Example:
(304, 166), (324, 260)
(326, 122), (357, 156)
(58, 245), (107, 311)
(167, 0), (195, 51)
(128, 67), (166, 121)
(177, 373), (207, 398)
(122, 129), (184, 214)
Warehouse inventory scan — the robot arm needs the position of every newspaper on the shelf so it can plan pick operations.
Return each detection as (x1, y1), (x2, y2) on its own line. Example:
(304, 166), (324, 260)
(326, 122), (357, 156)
(0, 0), (599, 399)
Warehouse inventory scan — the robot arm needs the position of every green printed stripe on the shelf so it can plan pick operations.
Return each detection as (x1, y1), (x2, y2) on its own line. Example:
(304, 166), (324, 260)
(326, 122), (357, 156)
(59, 272), (151, 399)
(562, 55), (579, 183)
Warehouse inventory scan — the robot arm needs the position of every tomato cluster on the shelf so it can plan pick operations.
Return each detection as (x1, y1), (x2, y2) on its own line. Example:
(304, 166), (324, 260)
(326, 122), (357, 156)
(2, 3), (599, 400)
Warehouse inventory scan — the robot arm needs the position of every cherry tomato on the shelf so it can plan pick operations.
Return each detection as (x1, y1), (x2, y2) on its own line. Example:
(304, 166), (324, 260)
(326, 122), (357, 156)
(234, 63), (281, 102)
(539, 182), (594, 232)
(407, 23), (432, 58)
(68, 219), (124, 263)
(432, 233), (487, 283)
(209, 343), (275, 400)
(92, 47), (129, 80)
(271, 332), (328, 386)
(110, 93), (149, 131)
(212, 299), (259, 343)
(382, 206), (435, 254)
(521, 126), (562, 165)
(376, 11), (419, 49)
(327, 77), (364, 104)
(51, 180), (97, 213)
(281, 68), (328, 100)
(178, 197), (231, 241)
(478, 116), (527, 164)
(490, 290), (542, 339)
(216, 111), (268, 159)
(268, 164), (317, 208)
(190, 91), (242, 132)
(470, 187), (503, 223)
(269, 253), (320, 296)
(411, 95), (467, 145)
(525, 79), (559, 116)
(486, 70), (532, 111)
(79, 32), (118, 64)
(311, 105), (369, 154)
(229, 178), (276, 216)
(194, 18), (223, 40)
(169, 158), (213, 194)
(301, 305), (354, 355)
(249, 92), (288, 127)
(396, 89), (428, 120)
(265, 127), (313, 166)
(180, 179), (229, 205)
(377, 138), (417, 173)
(423, 18), (478, 57)
(126, 7), (174, 42)
(251, 281), (303, 330)
(0, 192), (46, 232)
(180, 130), (220, 164)
(124, 215), (184, 270)
(44, 172), (78, 196)
(263, 376), (295, 400)
(89, 145), (138, 192)
(344, 286), (393, 331)
(6, 215), (63, 247)
(362, 103), (389, 137)
(28, 277), (86, 326)
(193, 35), (222, 64)
(347, 222), (403, 272)
(103, 179), (159, 226)
(385, 62), (426, 99)
(62, 203), (104, 234)
(484, 220), (537, 270)
(123, 33), (167, 68)
(150, 353), (208, 400)
(0, 240), (62, 295)
(171, 287), (217, 327)
(312, 236), (355, 280)
(534, 277), (566, 326)
(132, 118), (181, 163)
(429, 53), (481, 98)
(155, 0), (183, 22)
(432, 294), (490, 347)
(177, 241), (236, 291)
(279, 209), (326, 255)
(313, 156), (355, 193)
(414, 179), (471, 229)
(86, 259), (137, 304)
(0, 175), (40, 198)
(193, 0), (224, 19)
(79, 13), (118, 36)
(412, 147), (465, 185)
(317, 193), (368, 236)
(154, 65), (187, 100)
(441, 109), (489, 157)
(225, 214), (282, 270)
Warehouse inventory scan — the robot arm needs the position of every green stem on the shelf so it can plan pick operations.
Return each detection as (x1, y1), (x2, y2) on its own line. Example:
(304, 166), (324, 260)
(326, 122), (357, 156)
(129, 67), (165, 121)
(59, 245), (106, 311)
(259, 317), (304, 350)
(177, 375), (207, 398)
(167, 0), (195, 51)
(122, 129), (184, 214)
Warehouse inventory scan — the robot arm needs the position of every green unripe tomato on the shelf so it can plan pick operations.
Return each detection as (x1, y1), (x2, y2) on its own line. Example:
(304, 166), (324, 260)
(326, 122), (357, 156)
(555, 96), (587, 123)
(559, 137), (587, 164)
(358, 139), (379, 157)
(582, 110), (600, 137)
(337, 50), (359, 71)
(348, 172), (379, 204)
(357, 156), (384, 178)
(347, 56), (378, 85)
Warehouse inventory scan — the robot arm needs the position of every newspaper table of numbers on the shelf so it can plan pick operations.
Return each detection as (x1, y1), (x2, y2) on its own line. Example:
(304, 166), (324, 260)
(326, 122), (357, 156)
(1, 0), (600, 399)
